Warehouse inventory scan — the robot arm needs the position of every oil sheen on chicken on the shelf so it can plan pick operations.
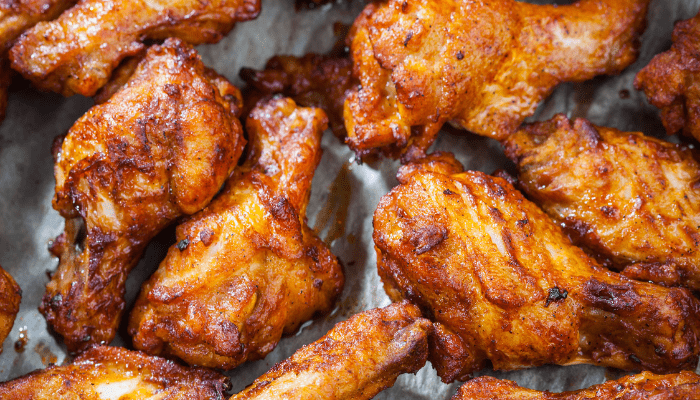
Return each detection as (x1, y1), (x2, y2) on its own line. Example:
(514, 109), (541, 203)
(42, 38), (245, 353)
(503, 115), (700, 291)
(374, 153), (700, 382)
(129, 97), (344, 369)
(230, 301), (431, 400)
(344, 0), (650, 161)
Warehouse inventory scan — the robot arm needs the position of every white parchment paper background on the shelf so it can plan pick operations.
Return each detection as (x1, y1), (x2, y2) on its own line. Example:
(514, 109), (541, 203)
(0, 0), (698, 398)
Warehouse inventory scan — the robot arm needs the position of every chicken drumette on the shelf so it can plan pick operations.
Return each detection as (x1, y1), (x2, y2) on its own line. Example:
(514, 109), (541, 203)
(43, 38), (245, 352)
(231, 301), (431, 400)
(129, 97), (344, 369)
(635, 10), (700, 142)
(0, 345), (229, 399)
(344, 0), (650, 161)
(10, 0), (260, 97)
(374, 153), (700, 383)
(451, 371), (700, 400)
(0, 264), (20, 352)
(502, 115), (700, 290)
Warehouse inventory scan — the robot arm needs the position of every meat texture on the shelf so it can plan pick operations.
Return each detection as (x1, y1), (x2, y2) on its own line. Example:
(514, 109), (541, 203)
(451, 371), (700, 400)
(344, 0), (650, 161)
(0, 264), (21, 351)
(129, 97), (344, 369)
(10, 0), (260, 97)
(42, 38), (245, 353)
(240, 53), (354, 141)
(373, 153), (700, 383)
(635, 11), (700, 142)
(230, 301), (431, 400)
(503, 115), (700, 290)
(0, 345), (229, 399)
(0, 0), (76, 53)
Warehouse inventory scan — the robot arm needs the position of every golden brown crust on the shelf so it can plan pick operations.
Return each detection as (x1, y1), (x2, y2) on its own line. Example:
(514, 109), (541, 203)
(344, 0), (650, 161)
(635, 11), (700, 142)
(240, 53), (355, 141)
(0, 0), (76, 53)
(41, 38), (245, 353)
(129, 97), (344, 369)
(373, 155), (700, 383)
(0, 264), (21, 352)
(451, 371), (700, 400)
(0, 345), (229, 399)
(230, 301), (431, 400)
(503, 115), (700, 290)
(9, 0), (260, 97)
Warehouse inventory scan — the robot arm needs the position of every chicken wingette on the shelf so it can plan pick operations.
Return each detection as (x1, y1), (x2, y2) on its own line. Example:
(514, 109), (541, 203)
(502, 115), (700, 290)
(635, 10), (700, 142)
(0, 264), (20, 352)
(0, 345), (229, 399)
(373, 153), (700, 383)
(451, 371), (700, 400)
(230, 301), (431, 400)
(344, 0), (650, 161)
(10, 0), (260, 97)
(129, 97), (344, 369)
(42, 38), (245, 353)
(0, 0), (79, 122)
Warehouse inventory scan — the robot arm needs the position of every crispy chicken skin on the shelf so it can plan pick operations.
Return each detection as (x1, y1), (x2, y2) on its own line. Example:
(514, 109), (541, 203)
(230, 301), (431, 400)
(129, 97), (344, 369)
(42, 38), (245, 353)
(0, 0), (76, 52)
(0, 345), (229, 399)
(0, 264), (21, 352)
(635, 11), (700, 142)
(502, 115), (700, 290)
(9, 0), (260, 97)
(373, 154), (700, 383)
(344, 0), (650, 161)
(240, 53), (355, 141)
(451, 371), (700, 400)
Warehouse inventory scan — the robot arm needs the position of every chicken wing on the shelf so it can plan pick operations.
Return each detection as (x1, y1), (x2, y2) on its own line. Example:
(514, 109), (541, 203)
(230, 301), (431, 400)
(42, 38), (245, 353)
(451, 371), (700, 400)
(502, 115), (700, 290)
(0, 0), (76, 53)
(373, 153), (700, 383)
(240, 53), (354, 141)
(129, 97), (344, 369)
(0, 345), (229, 399)
(0, 264), (21, 352)
(635, 11), (700, 142)
(344, 0), (650, 161)
(9, 0), (260, 97)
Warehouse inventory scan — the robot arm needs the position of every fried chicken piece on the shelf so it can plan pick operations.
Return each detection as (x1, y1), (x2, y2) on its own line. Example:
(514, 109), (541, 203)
(0, 0), (77, 53)
(230, 301), (431, 400)
(0, 345), (229, 399)
(42, 38), (245, 353)
(0, 264), (21, 352)
(451, 371), (700, 400)
(9, 0), (260, 97)
(635, 11), (700, 142)
(502, 115), (700, 290)
(344, 0), (650, 161)
(373, 154), (700, 383)
(129, 97), (344, 369)
(0, 0), (79, 124)
(240, 54), (354, 141)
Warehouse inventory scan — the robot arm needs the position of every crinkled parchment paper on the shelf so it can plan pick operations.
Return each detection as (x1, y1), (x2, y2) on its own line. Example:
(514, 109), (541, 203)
(0, 0), (698, 398)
